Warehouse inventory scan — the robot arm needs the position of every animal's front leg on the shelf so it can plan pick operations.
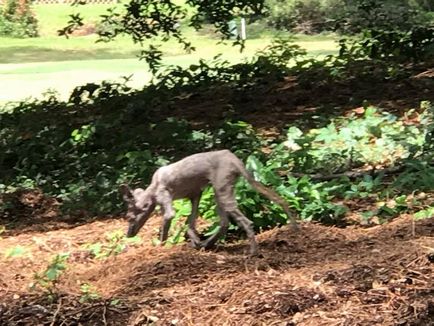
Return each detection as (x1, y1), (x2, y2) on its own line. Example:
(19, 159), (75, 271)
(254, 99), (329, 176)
(159, 192), (175, 244)
(186, 194), (202, 248)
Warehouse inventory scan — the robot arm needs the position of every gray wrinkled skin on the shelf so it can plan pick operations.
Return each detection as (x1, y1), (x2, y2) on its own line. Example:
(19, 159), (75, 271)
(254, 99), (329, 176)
(120, 149), (298, 256)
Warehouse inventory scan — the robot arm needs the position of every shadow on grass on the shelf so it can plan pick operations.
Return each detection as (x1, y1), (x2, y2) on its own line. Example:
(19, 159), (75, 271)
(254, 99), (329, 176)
(0, 46), (140, 64)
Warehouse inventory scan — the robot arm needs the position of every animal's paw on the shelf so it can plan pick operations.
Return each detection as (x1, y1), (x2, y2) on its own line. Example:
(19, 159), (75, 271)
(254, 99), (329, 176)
(248, 244), (261, 257)
(198, 240), (216, 250)
(249, 250), (263, 258)
(189, 239), (202, 249)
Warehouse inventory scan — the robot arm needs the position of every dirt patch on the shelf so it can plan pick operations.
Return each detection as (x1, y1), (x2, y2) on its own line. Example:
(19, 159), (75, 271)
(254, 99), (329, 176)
(70, 23), (98, 37)
(0, 215), (433, 325)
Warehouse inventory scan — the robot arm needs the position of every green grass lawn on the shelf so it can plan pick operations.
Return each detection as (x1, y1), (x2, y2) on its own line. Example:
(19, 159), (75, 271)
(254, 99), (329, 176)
(33, 0), (190, 37)
(0, 4), (339, 103)
(0, 33), (338, 64)
(34, 4), (115, 37)
(1, 3), (339, 64)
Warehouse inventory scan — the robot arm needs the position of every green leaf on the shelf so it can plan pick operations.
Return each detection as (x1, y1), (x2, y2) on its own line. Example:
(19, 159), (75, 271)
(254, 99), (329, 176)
(364, 106), (377, 117)
(414, 207), (434, 220)
(4, 246), (28, 258)
(125, 235), (142, 244)
(246, 155), (263, 172)
(45, 267), (59, 281)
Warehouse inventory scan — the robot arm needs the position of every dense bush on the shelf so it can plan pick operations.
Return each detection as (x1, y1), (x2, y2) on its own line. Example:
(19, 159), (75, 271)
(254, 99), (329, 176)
(0, 70), (273, 217)
(0, 0), (38, 38)
(1, 77), (432, 233)
(361, 26), (434, 62)
(411, 0), (434, 11)
(264, 0), (337, 34)
(330, 0), (432, 34)
(334, 23), (434, 63)
(262, 0), (433, 35)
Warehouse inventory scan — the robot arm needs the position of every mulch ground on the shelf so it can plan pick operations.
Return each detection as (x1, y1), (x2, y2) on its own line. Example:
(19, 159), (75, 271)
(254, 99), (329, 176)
(153, 61), (434, 133)
(0, 214), (433, 326)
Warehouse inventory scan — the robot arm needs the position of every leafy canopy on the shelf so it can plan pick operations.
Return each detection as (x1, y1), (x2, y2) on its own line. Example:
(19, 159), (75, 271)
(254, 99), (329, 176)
(60, 0), (265, 69)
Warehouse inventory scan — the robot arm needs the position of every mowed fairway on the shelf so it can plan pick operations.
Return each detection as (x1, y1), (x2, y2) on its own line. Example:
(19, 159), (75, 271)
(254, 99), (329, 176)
(0, 4), (338, 104)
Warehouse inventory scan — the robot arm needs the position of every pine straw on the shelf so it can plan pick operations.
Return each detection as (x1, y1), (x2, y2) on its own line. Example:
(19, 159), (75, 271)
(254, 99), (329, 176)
(0, 216), (433, 325)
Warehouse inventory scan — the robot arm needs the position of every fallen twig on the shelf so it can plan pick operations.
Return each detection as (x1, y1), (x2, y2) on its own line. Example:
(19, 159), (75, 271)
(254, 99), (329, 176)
(50, 298), (62, 326)
(289, 165), (406, 181)
(102, 304), (107, 326)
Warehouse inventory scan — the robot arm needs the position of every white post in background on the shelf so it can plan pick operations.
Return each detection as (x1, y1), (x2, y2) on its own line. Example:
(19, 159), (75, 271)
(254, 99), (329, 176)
(228, 19), (238, 39)
(240, 18), (247, 40)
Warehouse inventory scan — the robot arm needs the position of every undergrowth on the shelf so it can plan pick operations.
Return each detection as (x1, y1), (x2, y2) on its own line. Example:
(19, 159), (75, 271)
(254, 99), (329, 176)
(1, 34), (433, 242)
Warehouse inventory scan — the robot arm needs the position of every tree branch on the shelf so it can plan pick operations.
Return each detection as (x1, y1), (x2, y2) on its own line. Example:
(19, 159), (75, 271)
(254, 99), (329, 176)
(288, 165), (407, 181)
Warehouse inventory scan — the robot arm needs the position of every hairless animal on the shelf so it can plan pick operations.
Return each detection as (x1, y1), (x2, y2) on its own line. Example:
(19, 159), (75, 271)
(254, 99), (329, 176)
(120, 149), (298, 255)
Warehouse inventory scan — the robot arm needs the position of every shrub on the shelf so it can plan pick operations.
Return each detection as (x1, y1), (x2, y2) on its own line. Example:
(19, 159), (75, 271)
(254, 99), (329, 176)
(330, 0), (431, 35)
(262, 0), (433, 35)
(0, 0), (38, 38)
(336, 24), (434, 63)
(264, 0), (333, 34)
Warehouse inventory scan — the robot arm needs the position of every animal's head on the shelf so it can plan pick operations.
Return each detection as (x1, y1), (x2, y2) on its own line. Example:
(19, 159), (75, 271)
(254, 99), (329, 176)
(119, 184), (156, 237)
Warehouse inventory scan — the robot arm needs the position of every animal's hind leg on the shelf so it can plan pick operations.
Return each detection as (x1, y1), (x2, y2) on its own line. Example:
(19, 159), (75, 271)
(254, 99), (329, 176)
(199, 203), (230, 250)
(212, 172), (259, 255)
(200, 169), (249, 251)
(229, 209), (259, 256)
(199, 179), (237, 250)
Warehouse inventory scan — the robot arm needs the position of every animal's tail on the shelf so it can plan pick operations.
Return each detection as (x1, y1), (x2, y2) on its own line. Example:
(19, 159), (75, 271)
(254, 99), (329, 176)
(233, 156), (299, 230)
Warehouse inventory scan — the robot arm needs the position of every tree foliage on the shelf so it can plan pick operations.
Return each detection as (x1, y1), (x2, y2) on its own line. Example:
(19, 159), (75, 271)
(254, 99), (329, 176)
(60, 0), (265, 69)
(58, 0), (434, 70)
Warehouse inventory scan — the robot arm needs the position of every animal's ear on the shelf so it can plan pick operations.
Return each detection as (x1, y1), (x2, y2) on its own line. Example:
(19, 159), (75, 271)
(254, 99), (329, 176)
(119, 184), (134, 203)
